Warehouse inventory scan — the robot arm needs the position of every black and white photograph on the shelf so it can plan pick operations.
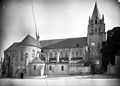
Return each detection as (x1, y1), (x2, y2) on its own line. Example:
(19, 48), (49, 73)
(0, 0), (120, 86)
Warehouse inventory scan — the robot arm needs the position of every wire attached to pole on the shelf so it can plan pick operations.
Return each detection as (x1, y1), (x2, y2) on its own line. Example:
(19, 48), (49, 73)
(30, 1), (48, 86)
(31, 0), (38, 38)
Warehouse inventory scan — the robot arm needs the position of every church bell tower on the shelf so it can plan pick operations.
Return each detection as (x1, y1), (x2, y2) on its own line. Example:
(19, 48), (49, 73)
(87, 3), (106, 62)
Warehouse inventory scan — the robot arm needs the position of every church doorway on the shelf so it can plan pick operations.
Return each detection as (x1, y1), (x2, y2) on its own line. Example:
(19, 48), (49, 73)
(16, 69), (25, 78)
(20, 72), (24, 79)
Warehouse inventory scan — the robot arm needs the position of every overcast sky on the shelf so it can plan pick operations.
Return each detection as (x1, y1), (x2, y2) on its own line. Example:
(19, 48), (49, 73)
(0, 0), (120, 58)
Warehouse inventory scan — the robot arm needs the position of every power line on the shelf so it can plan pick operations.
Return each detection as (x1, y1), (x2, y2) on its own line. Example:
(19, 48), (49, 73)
(30, 1), (48, 86)
(30, 0), (37, 34)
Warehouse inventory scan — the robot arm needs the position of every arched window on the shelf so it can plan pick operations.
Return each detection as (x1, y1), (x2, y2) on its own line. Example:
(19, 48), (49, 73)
(65, 51), (69, 57)
(95, 28), (97, 32)
(49, 52), (52, 58)
(91, 28), (94, 33)
(95, 20), (97, 24)
(76, 44), (79, 47)
(91, 42), (95, 46)
(49, 66), (52, 70)
(99, 28), (101, 32)
(55, 52), (57, 58)
(76, 51), (79, 57)
(34, 65), (36, 70)
(61, 65), (64, 71)
(32, 50), (35, 58)
(25, 53), (28, 58)
(60, 52), (63, 58)
(36, 51), (40, 57)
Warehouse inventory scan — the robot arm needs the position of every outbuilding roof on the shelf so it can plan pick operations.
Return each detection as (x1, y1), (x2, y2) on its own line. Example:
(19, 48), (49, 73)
(31, 57), (44, 64)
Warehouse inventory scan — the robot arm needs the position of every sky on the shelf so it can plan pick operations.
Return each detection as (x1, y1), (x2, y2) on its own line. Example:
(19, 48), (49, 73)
(0, 0), (120, 58)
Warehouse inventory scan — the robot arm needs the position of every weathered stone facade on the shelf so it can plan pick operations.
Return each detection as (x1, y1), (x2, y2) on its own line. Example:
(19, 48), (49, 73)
(87, 3), (106, 69)
(3, 35), (45, 78)
(43, 47), (90, 75)
(3, 3), (106, 78)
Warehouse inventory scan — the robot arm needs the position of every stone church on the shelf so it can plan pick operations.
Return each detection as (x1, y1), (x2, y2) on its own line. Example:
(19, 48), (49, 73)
(3, 3), (106, 78)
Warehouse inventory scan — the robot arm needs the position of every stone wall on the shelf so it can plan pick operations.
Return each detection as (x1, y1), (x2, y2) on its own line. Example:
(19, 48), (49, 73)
(43, 47), (87, 63)
(69, 66), (91, 74)
(46, 63), (69, 75)
(4, 44), (41, 78)
(28, 63), (45, 76)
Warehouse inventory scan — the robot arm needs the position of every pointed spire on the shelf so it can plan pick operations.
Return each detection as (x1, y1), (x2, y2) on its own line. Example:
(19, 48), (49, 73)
(36, 31), (38, 40)
(37, 32), (40, 41)
(91, 2), (101, 20)
(36, 32), (40, 41)
(102, 14), (104, 20)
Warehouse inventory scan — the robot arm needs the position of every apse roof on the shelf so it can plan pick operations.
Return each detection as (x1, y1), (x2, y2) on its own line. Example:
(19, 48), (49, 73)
(20, 34), (41, 48)
(5, 42), (19, 52)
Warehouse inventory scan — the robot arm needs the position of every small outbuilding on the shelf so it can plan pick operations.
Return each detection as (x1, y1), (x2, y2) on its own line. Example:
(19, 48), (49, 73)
(28, 57), (45, 76)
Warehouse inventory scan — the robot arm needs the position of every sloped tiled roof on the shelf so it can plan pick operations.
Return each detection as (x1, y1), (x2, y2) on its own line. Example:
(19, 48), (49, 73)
(40, 37), (87, 49)
(5, 42), (20, 52)
(20, 34), (41, 48)
(40, 38), (65, 48)
(31, 57), (44, 64)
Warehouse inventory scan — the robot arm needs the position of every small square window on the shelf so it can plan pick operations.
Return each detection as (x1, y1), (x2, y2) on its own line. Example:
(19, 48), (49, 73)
(76, 44), (79, 47)
(91, 42), (95, 46)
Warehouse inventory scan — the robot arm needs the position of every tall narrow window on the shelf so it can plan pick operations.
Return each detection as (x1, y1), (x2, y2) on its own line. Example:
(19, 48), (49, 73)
(99, 28), (101, 32)
(65, 51), (69, 57)
(36, 51), (40, 57)
(49, 52), (52, 58)
(32, 50), (35, 58)
(95, 28), (97, 32)
(20, 49), (23, 61)
(34, 65), (36, 70)
(55, 52), (57, 58)
(61, 66), (64, 71)
(76, 51), (79, 57)
(25, 53), (28, 58)
(91, 28), (93, 33)
(60, 52), (63, 58)
(49, 66), (52, 70)
(95, 20), (97, 24)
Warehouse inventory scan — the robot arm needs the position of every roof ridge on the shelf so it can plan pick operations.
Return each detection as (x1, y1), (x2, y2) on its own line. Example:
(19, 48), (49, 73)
(20, 34), (41, 48)
(40, 37), (87, 41)
(4, 42), (20, 52)
(41, 37), (87, 49)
